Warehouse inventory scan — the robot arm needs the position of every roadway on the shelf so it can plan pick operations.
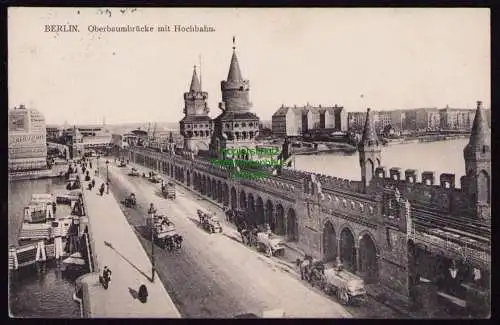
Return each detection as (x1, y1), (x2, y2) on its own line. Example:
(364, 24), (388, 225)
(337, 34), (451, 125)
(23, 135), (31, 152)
(98, 159), (402, 318)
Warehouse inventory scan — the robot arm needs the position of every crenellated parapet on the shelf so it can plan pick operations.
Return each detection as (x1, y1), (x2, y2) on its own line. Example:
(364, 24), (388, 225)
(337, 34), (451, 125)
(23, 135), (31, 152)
(369, 167), (472, 217)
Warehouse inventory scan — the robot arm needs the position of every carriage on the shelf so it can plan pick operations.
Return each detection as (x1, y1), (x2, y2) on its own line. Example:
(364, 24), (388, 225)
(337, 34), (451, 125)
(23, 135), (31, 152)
(118, 160), (127, 167)
(146, 214), (183, 251)
(298, 257), (366, 306)
(123, 193), (136, 208)
(254, 232), (286, 257)
(128, 168), (140, 177)
(161, 182), (176, 199)
(197, 209), (223, 233)
(148, 172), (162, 184)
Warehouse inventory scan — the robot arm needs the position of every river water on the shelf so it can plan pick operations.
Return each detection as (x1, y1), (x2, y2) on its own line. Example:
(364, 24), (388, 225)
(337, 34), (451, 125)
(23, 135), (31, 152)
(7, 139), (471, 317)
(295, 138), (469, 188)
(8, 178), (81, 318)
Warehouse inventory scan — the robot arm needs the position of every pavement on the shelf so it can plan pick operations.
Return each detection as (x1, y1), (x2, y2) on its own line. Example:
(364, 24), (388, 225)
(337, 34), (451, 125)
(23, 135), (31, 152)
(103, 161), (353, 318)
(77, 162), (181, 318)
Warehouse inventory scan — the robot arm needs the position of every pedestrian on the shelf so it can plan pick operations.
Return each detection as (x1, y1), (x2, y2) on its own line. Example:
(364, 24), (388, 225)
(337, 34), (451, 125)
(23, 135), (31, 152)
(91, 179), (95, 189)
(138, 284), (148, 303)
(52, 202), (57, 217)
(99, 184), (105, 196)
(106, 181), (109, 194)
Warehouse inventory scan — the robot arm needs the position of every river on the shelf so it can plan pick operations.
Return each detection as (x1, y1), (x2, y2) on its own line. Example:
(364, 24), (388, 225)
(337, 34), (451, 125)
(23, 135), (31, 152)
(8, 178), (81, 318)
(295, 139), (469, 188)
(7, 139), (471, 317)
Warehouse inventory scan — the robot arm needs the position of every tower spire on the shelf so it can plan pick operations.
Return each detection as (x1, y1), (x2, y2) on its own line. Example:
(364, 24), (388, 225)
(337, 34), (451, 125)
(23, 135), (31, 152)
(189, 65), (201, 92)
(360, 108), (379, 146)
(227, 37), (243, 83)
(466, 100), (490, 150)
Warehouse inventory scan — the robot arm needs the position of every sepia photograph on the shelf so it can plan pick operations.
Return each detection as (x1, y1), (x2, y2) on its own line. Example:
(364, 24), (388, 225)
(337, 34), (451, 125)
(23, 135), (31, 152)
(7, 7), (490, 318)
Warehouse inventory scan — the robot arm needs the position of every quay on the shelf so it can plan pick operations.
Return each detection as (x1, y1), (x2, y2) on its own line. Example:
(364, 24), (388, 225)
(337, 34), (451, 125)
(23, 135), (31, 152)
(75, 164), (181, 318)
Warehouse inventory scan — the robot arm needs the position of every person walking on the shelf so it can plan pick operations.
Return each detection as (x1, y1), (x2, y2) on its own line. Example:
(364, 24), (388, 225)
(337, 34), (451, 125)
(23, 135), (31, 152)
(106, 181), (110, 194)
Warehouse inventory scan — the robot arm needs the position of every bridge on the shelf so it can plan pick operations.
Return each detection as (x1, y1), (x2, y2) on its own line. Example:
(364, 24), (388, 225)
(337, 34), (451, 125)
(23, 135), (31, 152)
(120, 144), (490, 313)
(74, 163), (181, 318)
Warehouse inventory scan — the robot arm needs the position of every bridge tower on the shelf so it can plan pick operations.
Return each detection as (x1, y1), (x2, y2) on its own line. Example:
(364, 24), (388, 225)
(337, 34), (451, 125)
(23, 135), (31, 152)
(71, 125), (84, 159)
(209, 37), (260, 160)
(179, 65), (212, 153)
(358, 108), (382, 192)
(462, 101), (491, 222)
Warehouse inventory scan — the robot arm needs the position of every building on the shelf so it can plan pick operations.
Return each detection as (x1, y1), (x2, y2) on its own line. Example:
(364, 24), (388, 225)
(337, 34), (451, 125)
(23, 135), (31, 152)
(439, 106), (477, 131)
(179, 66), (213, 152)
(46, 125), (63, 140)
(414, 108), (440, 131)
(347, 111), (367, 132)
(8, 105), (47, 171)
(272, 104), (347, 137)
(208, 41), (260, 159)
(61, 125), (112, 158)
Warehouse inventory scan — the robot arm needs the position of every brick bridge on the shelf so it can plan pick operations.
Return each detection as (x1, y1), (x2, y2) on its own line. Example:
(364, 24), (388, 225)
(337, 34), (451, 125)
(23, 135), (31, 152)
(121, 144), (490, 311)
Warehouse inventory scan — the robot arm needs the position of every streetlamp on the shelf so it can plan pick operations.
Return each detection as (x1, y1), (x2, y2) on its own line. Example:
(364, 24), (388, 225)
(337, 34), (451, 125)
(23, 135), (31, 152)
(148, 203), (157, 282)
(106, 160), (110, 183)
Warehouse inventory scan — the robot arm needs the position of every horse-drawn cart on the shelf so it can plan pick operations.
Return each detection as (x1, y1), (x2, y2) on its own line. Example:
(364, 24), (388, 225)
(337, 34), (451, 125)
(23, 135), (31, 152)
(298, 256), (366, 305)
(123, 193), (136, 208)
(161, 182), (176, 199)
(197, 209), (223, 233)
(128, 168), (140, 177)
(145, 214), (183, 251)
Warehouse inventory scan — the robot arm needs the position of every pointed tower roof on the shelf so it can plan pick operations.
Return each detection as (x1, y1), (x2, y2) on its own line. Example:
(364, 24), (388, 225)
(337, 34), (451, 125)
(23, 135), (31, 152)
(189, 65), (201, 92)
(227, 46), (243, 83)
(361, 108), (379, 145)
(466, 101), (490, 150)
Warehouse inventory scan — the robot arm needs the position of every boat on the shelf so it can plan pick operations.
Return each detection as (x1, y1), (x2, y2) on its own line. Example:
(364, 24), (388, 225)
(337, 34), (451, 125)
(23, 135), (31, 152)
(61, 252), (86, 272)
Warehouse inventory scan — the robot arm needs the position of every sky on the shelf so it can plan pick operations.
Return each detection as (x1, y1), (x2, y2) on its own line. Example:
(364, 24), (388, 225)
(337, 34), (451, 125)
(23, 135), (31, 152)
(8, 7), (490, 125)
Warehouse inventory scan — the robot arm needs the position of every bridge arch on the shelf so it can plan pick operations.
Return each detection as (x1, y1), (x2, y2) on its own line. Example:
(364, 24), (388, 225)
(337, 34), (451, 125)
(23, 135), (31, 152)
(230, 187), (237, 209)
(323, 220), (337, 262)
(340, 227), (356, 273)
(255, 197), (265, 225)
(275, 204), (285, 235)
(265, 200), (274, 228)
(239, 190), (247, 210)
(286, 208), (298, 242)
(248, 194), (256, 225)
(358, 231), (379, 283)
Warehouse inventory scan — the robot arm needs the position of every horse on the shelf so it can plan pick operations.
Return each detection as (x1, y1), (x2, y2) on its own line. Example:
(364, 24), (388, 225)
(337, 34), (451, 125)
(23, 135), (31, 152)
(173, 234), (183, 249)
(297, 255), (314, 281)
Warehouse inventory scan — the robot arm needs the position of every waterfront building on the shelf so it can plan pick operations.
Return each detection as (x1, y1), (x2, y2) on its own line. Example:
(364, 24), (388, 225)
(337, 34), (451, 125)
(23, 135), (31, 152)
(8, 105), (48, 171)
(46, 125), (63, 141)
(439, 106), (476, 131)
(179, 65), (213, 152)
(414, 107), (440, 131)
(61, 125), (112, 158)
(272, 104), (347, 137)
(208, 40), (260, 160)
(347, 111), (367, 132)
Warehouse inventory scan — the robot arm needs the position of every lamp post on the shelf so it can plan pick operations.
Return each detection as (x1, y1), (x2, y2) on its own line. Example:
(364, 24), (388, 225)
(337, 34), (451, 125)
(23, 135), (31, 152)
(106, 160), (109, 183)
(96, 156), (100, 176)
(148, 203), (157, 282)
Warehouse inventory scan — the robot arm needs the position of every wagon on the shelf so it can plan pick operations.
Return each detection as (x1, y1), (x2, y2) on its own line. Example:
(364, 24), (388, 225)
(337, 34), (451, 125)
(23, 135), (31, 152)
(161, 182), (176, 199)
(128, 168), (140, 176)
(123, 193), (136, 208)
(321, 266), (366, 305)
(146, 214), (183, 251)
(197, 210), (223, 233)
